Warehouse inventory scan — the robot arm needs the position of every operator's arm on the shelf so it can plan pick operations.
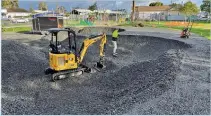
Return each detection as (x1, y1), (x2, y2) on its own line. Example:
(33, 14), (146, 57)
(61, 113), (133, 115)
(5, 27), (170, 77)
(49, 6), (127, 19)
(78, 34), (107, 63)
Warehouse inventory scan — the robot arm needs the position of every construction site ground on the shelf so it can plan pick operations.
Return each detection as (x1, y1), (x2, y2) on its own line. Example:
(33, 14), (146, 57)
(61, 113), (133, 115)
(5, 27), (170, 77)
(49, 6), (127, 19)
(1, 27), (210, 115)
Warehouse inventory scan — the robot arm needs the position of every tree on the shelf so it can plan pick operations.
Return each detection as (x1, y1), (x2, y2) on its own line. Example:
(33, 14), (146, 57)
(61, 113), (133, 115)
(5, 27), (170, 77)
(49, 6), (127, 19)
(38, 2), (48, 11)
(149, 2), (163, 6)
(29, 5), (34, 13)
(2, 0), (11, 8)
(55, 4), (59, 12)
(170, 3), (183, 10)
(2, 0), (19, 8)
(11, 0), (19, 8)
(65, 13), (70, 17)
(200, 0), (210, 14)
(88, 2), (97, 11)
(56, 6), (66, 14)
(179, 1), (199, 17)
(29, 7), (34, 12)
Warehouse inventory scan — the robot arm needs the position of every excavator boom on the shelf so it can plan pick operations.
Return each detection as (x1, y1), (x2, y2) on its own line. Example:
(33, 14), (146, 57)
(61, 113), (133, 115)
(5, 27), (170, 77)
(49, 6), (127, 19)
(78, 33), (107, 64)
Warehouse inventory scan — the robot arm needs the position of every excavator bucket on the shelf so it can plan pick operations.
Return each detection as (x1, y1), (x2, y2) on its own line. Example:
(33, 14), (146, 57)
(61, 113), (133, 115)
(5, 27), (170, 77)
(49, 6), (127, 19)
(95, 56), (106, 70)
(92, 62), (106, 72)
(96, 62), (106, 69)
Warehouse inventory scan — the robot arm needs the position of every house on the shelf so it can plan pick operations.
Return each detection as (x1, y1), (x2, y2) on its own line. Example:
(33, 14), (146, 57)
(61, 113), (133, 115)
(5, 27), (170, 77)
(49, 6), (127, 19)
(32, 12), (62, 18)
(198, 11), (209, 18)
(33, 10), (49, 13)
(71, 9), (127, 21)
(72, 9), (93, 15)
(134, 5), (185, 21)
(6, 8), (31, 18)
(72, 9), (126, 15)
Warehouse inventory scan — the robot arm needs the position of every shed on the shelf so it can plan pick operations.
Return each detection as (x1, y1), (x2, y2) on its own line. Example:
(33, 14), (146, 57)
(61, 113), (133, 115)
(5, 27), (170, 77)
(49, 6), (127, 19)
(32, 16), (64, 34)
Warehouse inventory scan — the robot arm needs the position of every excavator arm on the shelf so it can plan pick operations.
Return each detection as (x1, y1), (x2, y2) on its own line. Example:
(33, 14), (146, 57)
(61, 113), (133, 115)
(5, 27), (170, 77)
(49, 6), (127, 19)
(78, 33), (107, 65)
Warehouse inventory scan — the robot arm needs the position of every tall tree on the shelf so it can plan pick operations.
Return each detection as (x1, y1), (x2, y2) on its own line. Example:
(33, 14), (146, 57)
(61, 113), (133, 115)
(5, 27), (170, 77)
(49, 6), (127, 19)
(29, 5), (34, 13)
(179, 1), (199, 17)
(56, 6), (66, 13)
(200, 0), (210, 14)
(2, 0), (11, 8)
(149, 2), (163, 6)
(55, 4), (59, 12)
(88, 2), (97, 11)
(170, 3), (183, 10)
(11, 0), (19, 8)
(2, 0), (19, 8)
(59, 6), (66, 13)
(38, 2), (48, 11)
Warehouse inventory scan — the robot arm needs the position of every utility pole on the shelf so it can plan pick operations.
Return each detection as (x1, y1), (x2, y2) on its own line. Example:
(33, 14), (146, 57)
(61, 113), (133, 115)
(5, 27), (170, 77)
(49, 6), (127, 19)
(131, 0), (135, 22)
(116, 1), (118, 22)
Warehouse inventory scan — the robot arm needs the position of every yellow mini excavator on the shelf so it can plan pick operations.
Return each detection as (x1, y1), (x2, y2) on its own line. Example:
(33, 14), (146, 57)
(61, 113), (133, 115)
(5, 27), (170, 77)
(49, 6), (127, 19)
(44, 28), (107, 81)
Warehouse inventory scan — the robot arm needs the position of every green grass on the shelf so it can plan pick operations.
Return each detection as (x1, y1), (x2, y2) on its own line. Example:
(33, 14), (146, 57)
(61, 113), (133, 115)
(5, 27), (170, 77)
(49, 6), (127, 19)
(2, 20), (31, 27)
(145, 22), (210, 40)
(118, 22), (137, 26)
(64, 20), (80, 26)
(119, 21), (210, 40)
(194, 20), (211, 24)
(2, 26), (31, 33)
(169, 26), (210, 39)
(151, 25), (210, 40)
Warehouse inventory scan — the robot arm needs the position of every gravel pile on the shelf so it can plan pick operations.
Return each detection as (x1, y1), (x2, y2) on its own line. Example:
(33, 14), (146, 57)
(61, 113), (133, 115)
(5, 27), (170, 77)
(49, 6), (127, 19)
(2, 40), (48, 87)
(70, 35), (190, 68)
(2, 32), (209, 115)
(91, 50), (183, 114)
(73, 27), (125, 35)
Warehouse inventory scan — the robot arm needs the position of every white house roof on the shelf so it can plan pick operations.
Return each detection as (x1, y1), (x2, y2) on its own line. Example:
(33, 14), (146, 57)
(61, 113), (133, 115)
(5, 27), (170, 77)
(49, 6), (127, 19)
(34, 10), (49, 13)
(109, 10), (125, 14)
(93, 10), (125, 14)
(73, 9), (92, 13)
(73, 9), (125, 14)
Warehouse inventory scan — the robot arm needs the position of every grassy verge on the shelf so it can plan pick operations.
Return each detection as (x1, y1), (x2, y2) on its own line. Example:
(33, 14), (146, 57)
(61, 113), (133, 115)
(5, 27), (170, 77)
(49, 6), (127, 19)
(118, 22), (138, 27)
(2, 20), (31, 27)
(145, 22), (210, 40)
(119, 21), (210, 40)
(2, 26), (31, 33)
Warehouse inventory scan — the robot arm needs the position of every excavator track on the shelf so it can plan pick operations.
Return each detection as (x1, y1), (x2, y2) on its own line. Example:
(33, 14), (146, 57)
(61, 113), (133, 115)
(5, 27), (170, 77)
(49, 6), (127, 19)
(51, 64), (98, 81)
(52, 68), (85, 81)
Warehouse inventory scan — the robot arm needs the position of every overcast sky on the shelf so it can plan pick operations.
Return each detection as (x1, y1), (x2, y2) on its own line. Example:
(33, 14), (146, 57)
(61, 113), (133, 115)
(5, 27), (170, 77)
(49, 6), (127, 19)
(18, 0), (203, 12)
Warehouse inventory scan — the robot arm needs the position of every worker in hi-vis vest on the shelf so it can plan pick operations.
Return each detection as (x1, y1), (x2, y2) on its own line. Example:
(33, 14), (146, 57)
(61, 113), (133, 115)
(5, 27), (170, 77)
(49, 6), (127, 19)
(112, 28), (119, 57)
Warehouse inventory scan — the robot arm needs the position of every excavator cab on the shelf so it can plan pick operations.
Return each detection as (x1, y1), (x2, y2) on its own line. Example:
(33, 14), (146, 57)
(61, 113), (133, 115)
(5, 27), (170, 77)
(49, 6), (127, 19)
(48, 28), (77, 54)
(45, 28), (78, 73)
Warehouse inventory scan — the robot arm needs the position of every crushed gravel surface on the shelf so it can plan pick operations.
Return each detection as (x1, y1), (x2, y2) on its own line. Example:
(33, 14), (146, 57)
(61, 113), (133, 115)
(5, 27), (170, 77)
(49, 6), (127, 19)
(1, 27), (210, 115)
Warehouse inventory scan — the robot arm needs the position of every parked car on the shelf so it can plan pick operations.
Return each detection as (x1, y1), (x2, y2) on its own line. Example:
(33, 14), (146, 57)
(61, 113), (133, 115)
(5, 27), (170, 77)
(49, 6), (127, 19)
(1, 17), (9, 21)
(12, 18), (29, 23)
